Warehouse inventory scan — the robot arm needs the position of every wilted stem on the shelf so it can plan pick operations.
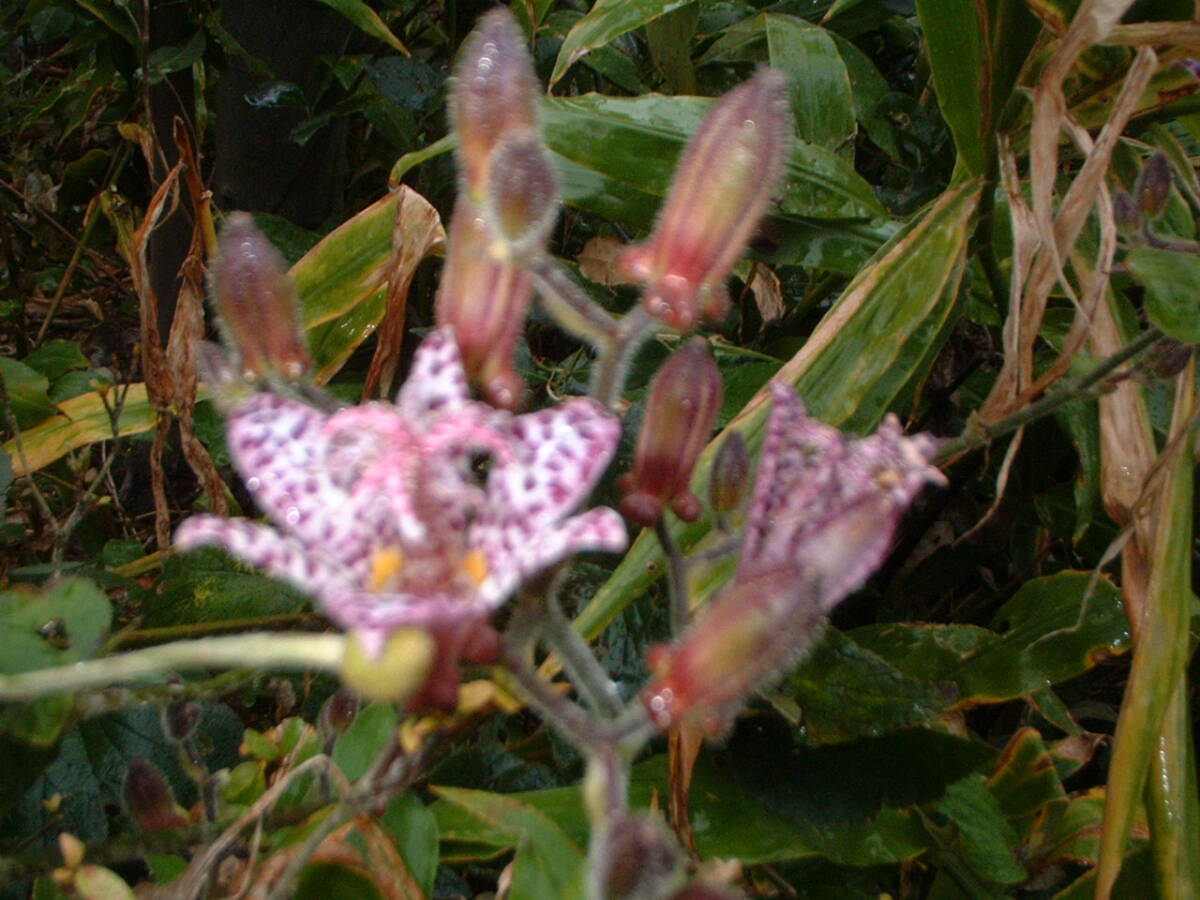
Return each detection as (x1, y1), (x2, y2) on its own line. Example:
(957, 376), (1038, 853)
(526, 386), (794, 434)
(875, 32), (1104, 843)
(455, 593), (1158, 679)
(935, 327), (1164, 465)
(0, 633), (346, 701)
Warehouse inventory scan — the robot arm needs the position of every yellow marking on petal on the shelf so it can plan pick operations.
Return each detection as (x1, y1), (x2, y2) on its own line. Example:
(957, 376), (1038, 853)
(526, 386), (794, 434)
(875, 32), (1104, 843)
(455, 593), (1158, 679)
(463, 549), (488, 586)
(369, 547), (405, 591)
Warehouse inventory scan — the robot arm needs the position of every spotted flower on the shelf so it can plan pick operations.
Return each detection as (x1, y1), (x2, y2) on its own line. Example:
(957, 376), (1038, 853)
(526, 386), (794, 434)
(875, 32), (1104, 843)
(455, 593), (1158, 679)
(176, 328), (626, 705)
(642, 382), (945, 734)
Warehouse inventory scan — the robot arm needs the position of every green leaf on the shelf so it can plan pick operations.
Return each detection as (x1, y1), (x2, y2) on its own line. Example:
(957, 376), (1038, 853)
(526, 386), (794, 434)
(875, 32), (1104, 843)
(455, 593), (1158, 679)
(550, 0), (694, 87)
(431, 786), (584, 897)
(0, 358), (58, 429)
(2, 383), (156, 477)
(332, 702), (397, 782)
(310, 0), (408, 54)
(540, 93), (884, 224)
(151, 547), (311, 627)
(915, 0), (986, 175)
(1124, 246), (1200, 343)
(295, 863), (384, 900)
(830, 32), (901, 160)
(645, 3), (698, 93)
(780, 629), (951, 743)
(0, 577), (112, 663)
(380, 792), (439, 897)
(952, 572), (1130, 704)
(987, 728), (1069, 836)
(23, 340), (89, 381)
(764, 15), (857, 154)
(934, 775), (1027, 886)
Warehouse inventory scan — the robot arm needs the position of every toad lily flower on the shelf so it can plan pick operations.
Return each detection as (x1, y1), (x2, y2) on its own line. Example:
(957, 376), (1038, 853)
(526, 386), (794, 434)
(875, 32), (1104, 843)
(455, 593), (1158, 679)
(642, 382), (945, 735)
(176, 328), (626, 708)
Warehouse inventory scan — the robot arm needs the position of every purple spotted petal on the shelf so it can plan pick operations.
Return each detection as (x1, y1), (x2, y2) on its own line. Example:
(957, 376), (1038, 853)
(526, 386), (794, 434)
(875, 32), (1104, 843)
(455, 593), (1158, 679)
(738, 382), (944, 607)
(476, 507), (627, 604)
(325, 590), (480, 657)
(395, 326), (473, 421)
(485, 397), (621, 529)
(174, 515), (355, 600)
(227, 394), (380, 571)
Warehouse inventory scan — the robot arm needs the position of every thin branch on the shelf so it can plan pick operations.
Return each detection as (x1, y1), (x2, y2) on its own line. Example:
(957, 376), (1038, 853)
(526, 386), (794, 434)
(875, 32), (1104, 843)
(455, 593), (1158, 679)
(935, 328), (1165, 465)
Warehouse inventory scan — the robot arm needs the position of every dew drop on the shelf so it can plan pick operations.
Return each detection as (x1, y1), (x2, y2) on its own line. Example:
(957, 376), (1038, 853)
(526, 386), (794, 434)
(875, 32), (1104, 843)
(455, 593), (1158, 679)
(246, 477), (261, 491)
(286, 506), (300, 526)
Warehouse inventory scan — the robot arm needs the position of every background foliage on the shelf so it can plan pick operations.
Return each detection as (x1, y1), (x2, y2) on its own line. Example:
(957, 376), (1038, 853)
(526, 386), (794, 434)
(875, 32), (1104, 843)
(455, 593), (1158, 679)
(0, 0), (1198, 897)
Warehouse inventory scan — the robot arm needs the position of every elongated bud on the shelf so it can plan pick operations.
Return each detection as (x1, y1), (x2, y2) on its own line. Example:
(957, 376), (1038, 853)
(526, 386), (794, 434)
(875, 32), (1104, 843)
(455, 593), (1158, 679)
(436, 198), (534, 409)
(619, 339), (723, 526)
(483, 132), (560, 261)
(212, 212), (310, 382)
(161, 699), (201, 744)
(1113, 190), (1140, 232)
(1136, 153), (1172, 219)
(642, 569), (822, 737)
(451, 8), (539, 202)
(709, 432), (749, 514)
(123, 756), (188, 832)
(619, 70), (792, 330)
(671, 884), (748, 900)
(318, 688), (360, 740)
(591, 813), (684, 900)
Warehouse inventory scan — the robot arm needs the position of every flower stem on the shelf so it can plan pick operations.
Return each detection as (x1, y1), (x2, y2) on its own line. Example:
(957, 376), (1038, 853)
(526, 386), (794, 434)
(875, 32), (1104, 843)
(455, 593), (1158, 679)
(530, 255), (619, 348)
(542, 596), (624, 719)
(934, 327), (1165, 465)
(655, 518), (692, 636)
(0, 634), (346, 701)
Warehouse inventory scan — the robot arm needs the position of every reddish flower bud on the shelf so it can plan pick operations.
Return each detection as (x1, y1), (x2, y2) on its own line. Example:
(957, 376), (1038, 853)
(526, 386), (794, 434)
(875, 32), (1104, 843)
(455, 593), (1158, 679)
(619, 339), (723, 526)
(1112, 190), (1140, 232)
(317, 688), (360, 739)
(483, 132), (560, 261)
(618, 69), (792, 331)
(123, 756), (188, 832)
(211, 212), (310, 382)
(451, 8), (540, 202)
(709, 432), (749, 514)
(592, 813), (684, 900)
(1137, 153), (1172, 219)
(435, 199), (534, 409)
(161, 700), (201, 743)
(671, 884), (748, 900)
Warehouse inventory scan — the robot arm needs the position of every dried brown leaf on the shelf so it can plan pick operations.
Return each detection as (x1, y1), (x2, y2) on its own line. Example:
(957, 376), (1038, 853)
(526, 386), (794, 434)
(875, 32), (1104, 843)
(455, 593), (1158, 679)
(577, 235), (636, 286)
(746, 262), (784, 325)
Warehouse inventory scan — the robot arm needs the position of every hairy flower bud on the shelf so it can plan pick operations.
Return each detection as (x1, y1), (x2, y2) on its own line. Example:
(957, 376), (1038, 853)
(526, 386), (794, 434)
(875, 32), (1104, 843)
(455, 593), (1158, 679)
(318, 688), (360, 739)
(451, 8), (539, 202)
(211, 212), (310, 382)
(619, 339), (723, 526)
(709, 432), (749, 514)
(1112, 190), (1140, 233)
(483, 132), (560, 261)
(619, 70), (792, 331)
(123, 756), (188, 832)
(1136, 153), (1172, 219)
(436, 199), (534, 409)
(592, 813), (684, 900)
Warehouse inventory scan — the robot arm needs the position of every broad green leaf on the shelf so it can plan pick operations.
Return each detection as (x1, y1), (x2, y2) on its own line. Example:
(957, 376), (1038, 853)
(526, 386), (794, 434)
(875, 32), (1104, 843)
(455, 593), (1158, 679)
(570, 181), (980, 645)
(1144, 674), (1200, 897)
(645, 3), (698, 93)
(380, 792), (439, 897)
(0, 358), (57, 429)
(1124, 246), (1200, 343)
(779, 629), (950, 743)
(0, 577), (112, 664)
(729, 725), (993, 829)
(435, 754), (929, 867)
(915, 0), (986, 175)
(987, 728), (1069, 836)
(540, 93), (885, 222)
(431, 786), (584, 898)
(23, 340), (89, 381)
(765, 15), (856, 154)
(332, 702), (397, 782)
(150, 546), (311, 627)
(295, 863), (383, 900)
(550, 0), (694, 87)
(292, 185), (444, 381)
(952, 572), (1130, 704)
(311, 0), (408, 54)
(933, 775), (1027, 886)
(2, 383), (155, 477)
(830, 32), (901, 160)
